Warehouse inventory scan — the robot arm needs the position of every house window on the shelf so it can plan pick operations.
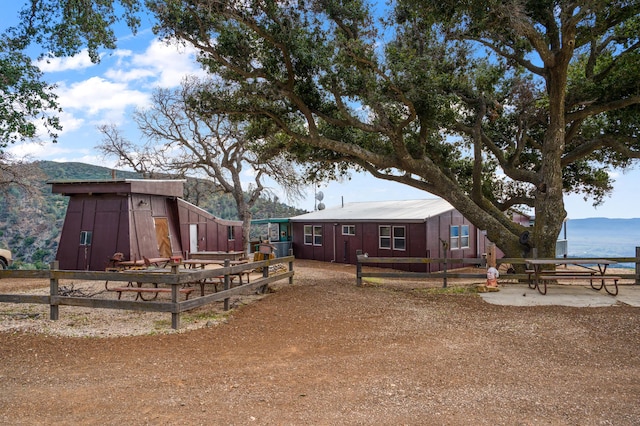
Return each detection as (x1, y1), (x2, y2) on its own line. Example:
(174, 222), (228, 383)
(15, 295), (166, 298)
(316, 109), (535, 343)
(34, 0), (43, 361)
(450, 225), (470, 250)
(313, 226), (323, 246)
(304, 225), (313, 245)
(460, 225), (470, 248)
(342, 225), (355, 236)
(80, 231), (92, 246)
(393, 226), (406, 250)
(379, 225), (391, 249)
(227, 226), (235, 241)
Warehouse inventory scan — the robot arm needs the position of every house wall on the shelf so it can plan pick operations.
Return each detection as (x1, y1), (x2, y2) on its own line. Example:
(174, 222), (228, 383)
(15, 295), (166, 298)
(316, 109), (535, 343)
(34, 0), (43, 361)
(128, 194), (184, 261)
(291, 211), (482, 272)
(53, 180), (244, 271)
(56, 194), (130, 271)
(176, 199), (243, 257)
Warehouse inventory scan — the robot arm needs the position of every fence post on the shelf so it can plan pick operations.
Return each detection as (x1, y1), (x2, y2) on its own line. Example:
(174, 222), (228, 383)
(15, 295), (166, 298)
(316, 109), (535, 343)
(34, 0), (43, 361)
(288, 249), (294, 285)
(171, 263), (180, 329)
(224, 259), (231, 311)
(49, 261), (59, 321)
(356, 250), (362, 286)
(636, 247), (640, 285)
(440, 240), (449, 288)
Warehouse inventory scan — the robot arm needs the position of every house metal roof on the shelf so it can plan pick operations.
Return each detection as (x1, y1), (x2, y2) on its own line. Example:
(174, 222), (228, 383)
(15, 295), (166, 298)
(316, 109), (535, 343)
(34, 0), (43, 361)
(289, 199), (455, 223)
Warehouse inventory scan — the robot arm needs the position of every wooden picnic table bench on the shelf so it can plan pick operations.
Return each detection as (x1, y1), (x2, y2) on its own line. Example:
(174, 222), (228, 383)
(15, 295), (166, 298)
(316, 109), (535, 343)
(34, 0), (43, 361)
(194, 271), (252, 296)
(525, 258), (619, 295)
(110, 285), (195, 301)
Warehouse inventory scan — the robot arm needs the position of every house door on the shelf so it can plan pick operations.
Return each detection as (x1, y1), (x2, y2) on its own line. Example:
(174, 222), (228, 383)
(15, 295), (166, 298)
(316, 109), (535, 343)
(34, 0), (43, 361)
(189, 224), (198, 253)
(154, 217), (173, 258)
(342, 239), (350, 264)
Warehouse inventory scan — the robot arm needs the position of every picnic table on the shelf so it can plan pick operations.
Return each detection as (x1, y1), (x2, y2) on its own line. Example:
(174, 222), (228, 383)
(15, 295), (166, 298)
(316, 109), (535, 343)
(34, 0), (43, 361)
(104, 267), (195, 301)
(107, 256), (172, 270)
(181, 259), (251, 295)
(189, 251), (245, 261)
(525, 258), (620, 296)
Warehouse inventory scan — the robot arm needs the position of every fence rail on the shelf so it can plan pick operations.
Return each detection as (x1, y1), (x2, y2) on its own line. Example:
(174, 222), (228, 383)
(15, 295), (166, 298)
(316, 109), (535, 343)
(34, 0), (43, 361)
(0, 255), (294, 329)
(356, 248), (640, 287)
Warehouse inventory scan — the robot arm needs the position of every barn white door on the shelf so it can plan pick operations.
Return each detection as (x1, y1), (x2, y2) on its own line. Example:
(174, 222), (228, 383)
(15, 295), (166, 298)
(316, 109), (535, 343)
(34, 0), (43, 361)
(189, 224), (198, 254)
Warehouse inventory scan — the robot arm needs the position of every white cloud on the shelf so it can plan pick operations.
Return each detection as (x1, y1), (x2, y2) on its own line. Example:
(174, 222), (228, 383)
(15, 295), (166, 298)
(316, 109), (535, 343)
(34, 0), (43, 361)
(131, 39), (206, 88)
(56, 76), (150, 116)
(36, 50), (95, 72)
(7, 140), (83, 160)
(104, 67), (157, 83)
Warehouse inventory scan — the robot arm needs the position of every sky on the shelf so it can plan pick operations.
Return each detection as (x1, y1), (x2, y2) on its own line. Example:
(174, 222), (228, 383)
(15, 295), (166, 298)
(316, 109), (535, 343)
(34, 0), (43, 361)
(4, 6), (639, 219)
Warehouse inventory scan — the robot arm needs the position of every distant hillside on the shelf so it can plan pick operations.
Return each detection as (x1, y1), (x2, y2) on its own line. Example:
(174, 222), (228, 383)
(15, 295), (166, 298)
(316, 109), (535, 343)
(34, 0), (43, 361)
(0, 161), (307, 268)
(566, 218), (640, 259)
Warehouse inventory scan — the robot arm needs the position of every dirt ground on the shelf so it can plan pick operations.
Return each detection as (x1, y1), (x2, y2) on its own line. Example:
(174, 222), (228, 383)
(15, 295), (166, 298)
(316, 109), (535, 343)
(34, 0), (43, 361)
(1, 260), (639, 425)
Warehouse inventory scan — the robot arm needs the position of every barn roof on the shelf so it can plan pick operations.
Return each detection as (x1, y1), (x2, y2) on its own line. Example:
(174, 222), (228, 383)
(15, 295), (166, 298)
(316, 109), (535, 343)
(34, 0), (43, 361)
(49, 179), (185, 197)
(289, 199), (455, 223)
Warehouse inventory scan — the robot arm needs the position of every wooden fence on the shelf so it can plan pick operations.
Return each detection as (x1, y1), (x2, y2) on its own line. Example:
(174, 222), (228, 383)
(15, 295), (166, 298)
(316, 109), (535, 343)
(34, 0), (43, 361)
(0, 255), (294, 330)
(356, 248), (640, 287)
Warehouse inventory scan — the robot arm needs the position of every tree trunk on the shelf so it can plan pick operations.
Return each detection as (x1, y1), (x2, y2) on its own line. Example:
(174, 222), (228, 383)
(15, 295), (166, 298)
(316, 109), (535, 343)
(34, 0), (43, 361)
(533, 65), (568, 258)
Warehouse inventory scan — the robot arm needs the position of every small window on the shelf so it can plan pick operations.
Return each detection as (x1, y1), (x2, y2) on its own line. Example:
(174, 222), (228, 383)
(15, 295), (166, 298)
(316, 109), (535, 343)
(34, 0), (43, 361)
(450, 226), (460, 249)
(313, 226), (323, 246)
(342, 225), (355, 236)
(379, 225), (391, 249)
(460, 225), (470, 249)
(450, 225), (470, 250)
(393, 226), (406, 250)
(80, 231), (92, 246)
(304, 225), (313, 245)
(227, 226), (235, 241)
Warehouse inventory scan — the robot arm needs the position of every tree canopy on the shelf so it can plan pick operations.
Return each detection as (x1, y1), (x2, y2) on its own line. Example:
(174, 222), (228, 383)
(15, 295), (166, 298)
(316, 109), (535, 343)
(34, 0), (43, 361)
(148, 0), (640, 257)
(1, 0), (143, 150)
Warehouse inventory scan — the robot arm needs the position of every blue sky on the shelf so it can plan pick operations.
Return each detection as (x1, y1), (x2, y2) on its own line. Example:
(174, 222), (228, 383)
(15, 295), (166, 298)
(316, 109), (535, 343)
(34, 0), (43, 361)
(5, 7), (638, 219)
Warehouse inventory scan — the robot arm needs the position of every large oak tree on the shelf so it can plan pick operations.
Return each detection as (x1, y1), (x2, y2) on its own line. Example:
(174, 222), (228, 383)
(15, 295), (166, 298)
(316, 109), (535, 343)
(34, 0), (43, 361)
(147, 0), (640, 258)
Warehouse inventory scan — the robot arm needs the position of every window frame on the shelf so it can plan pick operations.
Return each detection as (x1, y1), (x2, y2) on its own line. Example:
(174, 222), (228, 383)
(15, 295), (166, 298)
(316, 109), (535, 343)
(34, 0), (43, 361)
(313, 225), (323, 246)
(460, 224), (470, 249)
(392, 226), (406, 251)
(379, 225), (391, 249)
(304, 225), (313, 245)
(80, 230), (92, 246)
(450, 225), (470, 250)
(342, 225), (356, 236)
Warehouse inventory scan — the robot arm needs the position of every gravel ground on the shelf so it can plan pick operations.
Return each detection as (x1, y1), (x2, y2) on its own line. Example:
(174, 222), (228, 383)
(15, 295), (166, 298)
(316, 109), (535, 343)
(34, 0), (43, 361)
(1, 259), (639, 425)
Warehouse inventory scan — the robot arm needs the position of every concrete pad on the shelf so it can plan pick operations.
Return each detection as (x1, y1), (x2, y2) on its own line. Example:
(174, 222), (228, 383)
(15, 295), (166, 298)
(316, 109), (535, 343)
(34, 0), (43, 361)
(479, 283), (640, 307)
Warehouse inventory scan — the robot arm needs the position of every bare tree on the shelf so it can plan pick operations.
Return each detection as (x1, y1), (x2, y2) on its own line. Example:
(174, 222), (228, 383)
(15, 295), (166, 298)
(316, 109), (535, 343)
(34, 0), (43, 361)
(98, 75), (305, 255)
(0, 152), (45, 198)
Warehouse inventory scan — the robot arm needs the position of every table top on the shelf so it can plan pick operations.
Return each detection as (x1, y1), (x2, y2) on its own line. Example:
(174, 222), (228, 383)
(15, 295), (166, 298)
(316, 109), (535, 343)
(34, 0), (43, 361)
(190, 251), (244, 255)
(181, 259), (222, 265)
(525, 258), (617, 265)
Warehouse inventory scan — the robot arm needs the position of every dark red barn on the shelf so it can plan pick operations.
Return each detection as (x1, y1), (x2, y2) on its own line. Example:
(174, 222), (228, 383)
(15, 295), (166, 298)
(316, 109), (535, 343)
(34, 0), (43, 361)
(50, 179), (242, 270)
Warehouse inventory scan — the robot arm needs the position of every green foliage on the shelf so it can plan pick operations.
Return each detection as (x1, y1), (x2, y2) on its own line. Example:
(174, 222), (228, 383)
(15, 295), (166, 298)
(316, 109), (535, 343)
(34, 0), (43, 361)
(149, 0), (640, 258)
(2, 1), (142, 149)
(0, 39), (61, 147)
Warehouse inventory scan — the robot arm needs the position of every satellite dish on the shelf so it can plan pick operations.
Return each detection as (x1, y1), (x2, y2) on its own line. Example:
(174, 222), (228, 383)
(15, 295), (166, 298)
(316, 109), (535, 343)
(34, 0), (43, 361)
(315, 191), (324, 201)
(317, 202), (325, 210)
